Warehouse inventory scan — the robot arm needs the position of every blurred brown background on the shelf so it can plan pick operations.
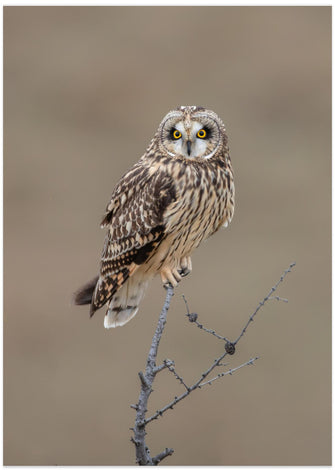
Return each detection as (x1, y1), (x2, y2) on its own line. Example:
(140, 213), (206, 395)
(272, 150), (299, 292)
(4, 6), (331, 466)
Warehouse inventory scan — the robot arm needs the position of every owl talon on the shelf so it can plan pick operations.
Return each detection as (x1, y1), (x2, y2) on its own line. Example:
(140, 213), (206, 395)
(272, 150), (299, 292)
(178, 268), (189, 277)
(163, 282), (173, 290)
(161, 266), (182, 288)
(179, 257), (192, 277)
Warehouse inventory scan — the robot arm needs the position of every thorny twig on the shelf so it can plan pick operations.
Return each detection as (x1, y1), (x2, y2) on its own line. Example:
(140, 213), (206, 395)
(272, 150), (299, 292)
(131, 263), (295, 464)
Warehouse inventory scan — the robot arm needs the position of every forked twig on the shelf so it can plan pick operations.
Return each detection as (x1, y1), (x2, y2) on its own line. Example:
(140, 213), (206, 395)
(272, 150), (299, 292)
(131, 263), (295, 465)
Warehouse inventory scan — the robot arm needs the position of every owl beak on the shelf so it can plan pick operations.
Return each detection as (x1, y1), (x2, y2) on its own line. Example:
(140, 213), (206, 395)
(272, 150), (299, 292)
(186, 140), (192, 156)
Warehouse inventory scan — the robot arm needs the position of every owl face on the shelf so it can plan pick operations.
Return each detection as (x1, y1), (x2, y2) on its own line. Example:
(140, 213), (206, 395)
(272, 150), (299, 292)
(158, 106), (225, 160)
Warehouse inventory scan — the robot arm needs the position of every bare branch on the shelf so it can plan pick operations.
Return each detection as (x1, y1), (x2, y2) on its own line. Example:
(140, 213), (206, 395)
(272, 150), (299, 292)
(183, 262), (295, 348)
(198, 357), (259, 388)
(143, 263), (295, 427)
(152, 447), (174, 465)
(233, 262), (295, 345)
(138, 371), (150, 389)
(154, 360), (173, 375)
(132, 285), (174, 465)
(163, 359), (190, 391)
(183, 294), (230, 342)
(143, 349), (232, 426)
(268, 296), (288, 302)
(131, 263), (295, 464)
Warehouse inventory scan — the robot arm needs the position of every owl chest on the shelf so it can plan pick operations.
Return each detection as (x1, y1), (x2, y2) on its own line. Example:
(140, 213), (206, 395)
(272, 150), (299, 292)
(164, 165), (230, 246)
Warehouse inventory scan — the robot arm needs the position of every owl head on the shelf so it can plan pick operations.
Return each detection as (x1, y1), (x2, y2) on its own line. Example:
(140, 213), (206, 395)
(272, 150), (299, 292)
(157, 106), (227, 160)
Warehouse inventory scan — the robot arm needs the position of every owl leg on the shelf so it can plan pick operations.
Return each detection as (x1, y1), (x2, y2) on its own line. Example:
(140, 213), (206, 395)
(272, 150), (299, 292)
(160, 266), (182, 288)
(179, 256), (192, 277)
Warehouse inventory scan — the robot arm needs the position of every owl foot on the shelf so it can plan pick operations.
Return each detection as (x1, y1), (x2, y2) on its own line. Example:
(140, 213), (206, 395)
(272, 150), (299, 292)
(178, 256), (192, 277)
(161, 266), (182, 288)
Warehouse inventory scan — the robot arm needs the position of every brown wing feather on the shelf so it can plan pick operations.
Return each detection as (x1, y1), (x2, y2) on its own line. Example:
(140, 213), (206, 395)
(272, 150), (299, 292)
(90, 162), (176, 316)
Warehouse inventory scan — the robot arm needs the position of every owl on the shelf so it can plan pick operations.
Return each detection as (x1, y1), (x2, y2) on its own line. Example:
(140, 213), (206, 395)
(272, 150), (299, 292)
(74, 106), (235, 328)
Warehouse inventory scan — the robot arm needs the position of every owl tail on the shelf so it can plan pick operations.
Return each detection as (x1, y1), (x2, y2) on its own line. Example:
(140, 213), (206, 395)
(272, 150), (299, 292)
(104, 275), (149, 329)
(74, 276), (99, 305)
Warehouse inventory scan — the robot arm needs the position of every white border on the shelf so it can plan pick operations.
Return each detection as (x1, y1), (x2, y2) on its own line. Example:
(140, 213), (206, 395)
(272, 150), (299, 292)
(1, 3), (332, 470)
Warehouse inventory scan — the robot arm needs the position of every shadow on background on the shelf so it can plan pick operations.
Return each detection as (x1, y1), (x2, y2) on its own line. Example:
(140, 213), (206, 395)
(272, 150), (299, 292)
(4, 6), (331, 465)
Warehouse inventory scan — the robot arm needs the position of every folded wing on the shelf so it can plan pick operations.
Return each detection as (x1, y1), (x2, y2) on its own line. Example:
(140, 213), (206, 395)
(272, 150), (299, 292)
(90, 162), (176, 316)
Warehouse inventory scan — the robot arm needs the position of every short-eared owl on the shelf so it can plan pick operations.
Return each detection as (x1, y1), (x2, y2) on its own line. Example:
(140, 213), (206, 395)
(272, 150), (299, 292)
(74, 106), (235, 328)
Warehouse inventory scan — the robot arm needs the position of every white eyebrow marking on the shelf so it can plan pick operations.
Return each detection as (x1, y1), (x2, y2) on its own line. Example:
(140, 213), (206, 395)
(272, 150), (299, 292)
(179, 105), (197, 111)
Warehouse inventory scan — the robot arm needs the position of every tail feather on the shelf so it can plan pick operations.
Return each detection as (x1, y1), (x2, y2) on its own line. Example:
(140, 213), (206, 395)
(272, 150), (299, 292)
(104, 275), (149, 329)
(74, 276), (99, 305)
(104, 306), (139, 329)
(90, 262), (138, 317)
(74, 271), (149, 328)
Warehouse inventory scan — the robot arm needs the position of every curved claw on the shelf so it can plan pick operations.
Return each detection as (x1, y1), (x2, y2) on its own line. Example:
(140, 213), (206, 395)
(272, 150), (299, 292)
(160, 257), (193, 288)
(179, 256), (192, 277)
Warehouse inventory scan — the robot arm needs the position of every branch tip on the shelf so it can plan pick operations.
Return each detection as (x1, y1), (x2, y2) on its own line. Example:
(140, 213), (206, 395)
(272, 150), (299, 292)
(152, 447), (174, 465)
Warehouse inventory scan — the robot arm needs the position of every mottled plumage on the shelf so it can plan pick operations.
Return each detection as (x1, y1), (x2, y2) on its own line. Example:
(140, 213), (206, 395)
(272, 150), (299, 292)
(74, 106), (235, 328)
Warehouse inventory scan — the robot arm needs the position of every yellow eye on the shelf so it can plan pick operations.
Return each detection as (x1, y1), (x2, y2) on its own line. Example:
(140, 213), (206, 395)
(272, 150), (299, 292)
(197, 129), (207, 139)
(173, 129), (182, 140)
